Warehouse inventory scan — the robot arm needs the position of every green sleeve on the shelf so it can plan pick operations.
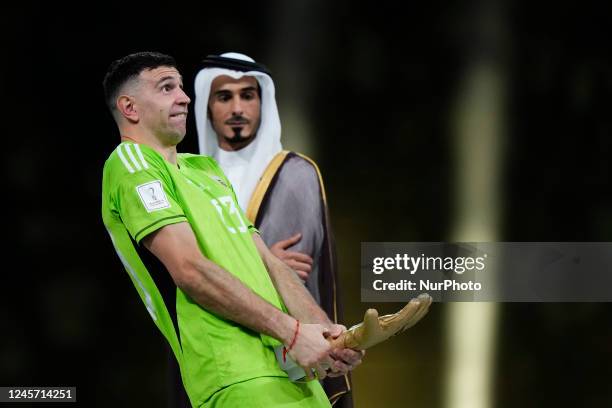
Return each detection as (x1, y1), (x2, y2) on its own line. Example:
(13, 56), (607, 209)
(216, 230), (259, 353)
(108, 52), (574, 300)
(114, 167), (187, 243)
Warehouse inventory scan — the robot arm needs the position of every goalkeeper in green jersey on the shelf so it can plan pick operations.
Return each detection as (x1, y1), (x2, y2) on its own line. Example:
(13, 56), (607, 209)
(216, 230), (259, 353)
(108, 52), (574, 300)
(101, 52), (363, 408)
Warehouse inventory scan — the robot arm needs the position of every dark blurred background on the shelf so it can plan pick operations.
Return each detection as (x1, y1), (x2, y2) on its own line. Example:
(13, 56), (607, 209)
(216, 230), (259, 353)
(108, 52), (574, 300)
(3, 1), (612, 407)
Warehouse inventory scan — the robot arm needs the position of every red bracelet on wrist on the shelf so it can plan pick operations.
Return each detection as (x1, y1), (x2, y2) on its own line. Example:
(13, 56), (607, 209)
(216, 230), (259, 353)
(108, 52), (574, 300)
(282, 320), (300, 363)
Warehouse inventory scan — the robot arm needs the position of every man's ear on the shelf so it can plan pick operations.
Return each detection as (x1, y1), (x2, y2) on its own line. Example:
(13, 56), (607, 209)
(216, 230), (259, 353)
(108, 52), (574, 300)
(117, 95), (139, 123)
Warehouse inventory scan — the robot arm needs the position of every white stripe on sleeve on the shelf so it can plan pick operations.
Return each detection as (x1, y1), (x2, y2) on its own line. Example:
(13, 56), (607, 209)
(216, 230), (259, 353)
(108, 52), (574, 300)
(134, 144), (149, 170)
(124, 144), (143, 171)
(117, 144), (135, 173)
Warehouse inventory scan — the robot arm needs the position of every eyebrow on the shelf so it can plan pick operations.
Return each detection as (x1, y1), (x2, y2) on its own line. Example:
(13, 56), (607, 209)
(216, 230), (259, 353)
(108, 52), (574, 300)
(155, 75), (183, 87)
(214, 86), (257, 95)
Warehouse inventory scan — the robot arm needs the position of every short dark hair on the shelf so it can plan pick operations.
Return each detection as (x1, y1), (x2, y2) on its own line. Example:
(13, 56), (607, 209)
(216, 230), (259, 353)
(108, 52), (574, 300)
(102, 51), (177, 113)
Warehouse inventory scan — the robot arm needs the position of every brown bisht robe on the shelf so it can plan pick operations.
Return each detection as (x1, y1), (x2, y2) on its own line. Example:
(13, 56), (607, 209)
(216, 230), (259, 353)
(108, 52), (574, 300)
(247, 151), (352, 407)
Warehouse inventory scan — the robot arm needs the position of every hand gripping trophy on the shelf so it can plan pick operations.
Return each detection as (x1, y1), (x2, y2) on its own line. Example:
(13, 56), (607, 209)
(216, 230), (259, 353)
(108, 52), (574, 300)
(330, 293), (432, 350)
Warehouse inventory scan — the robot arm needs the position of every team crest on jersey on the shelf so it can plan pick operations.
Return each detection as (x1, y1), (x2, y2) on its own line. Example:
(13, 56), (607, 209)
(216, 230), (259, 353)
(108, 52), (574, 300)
(136, 180), (171, 212)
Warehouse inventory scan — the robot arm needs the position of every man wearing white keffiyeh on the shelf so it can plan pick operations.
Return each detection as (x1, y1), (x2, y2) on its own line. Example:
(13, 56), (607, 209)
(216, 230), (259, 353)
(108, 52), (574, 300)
(193, 52), (353, 407)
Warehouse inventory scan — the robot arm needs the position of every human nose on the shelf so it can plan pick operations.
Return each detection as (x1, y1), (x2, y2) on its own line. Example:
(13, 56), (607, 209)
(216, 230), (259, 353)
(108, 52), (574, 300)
(231, 96), (243, 115)
(176, 88), (191, 105)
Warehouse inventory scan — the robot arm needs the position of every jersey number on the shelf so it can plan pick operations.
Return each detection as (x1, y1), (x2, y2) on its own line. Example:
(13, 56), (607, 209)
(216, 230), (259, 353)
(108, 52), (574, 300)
(211, 196), (248, 234)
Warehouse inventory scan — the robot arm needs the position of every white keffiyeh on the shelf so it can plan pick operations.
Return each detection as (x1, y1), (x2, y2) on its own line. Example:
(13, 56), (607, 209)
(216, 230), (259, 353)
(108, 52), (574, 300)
(194, 52), (282, 211)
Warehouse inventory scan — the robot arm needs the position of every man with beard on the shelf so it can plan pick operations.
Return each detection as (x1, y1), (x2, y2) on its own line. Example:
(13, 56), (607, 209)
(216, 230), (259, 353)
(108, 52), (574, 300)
(193, 52), (353, 406)
(102, 52), (362, 408)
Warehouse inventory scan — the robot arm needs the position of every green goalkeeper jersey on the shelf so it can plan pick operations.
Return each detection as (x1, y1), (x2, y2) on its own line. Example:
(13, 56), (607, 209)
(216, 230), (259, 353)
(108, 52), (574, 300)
(101, 141), (288, 407)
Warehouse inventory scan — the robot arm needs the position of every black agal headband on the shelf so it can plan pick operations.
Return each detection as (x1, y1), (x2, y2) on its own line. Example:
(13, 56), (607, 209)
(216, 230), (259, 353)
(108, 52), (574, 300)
(200, 55), (272, 77)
